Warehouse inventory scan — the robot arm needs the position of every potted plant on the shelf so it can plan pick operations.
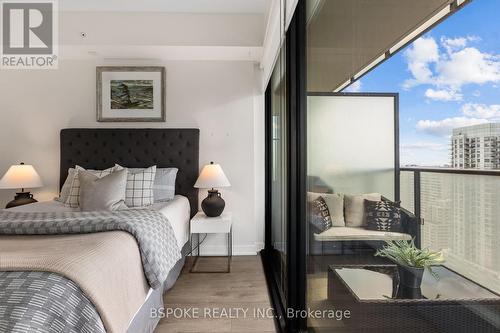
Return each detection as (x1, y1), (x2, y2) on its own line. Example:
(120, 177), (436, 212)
(375, 239), (444, 289)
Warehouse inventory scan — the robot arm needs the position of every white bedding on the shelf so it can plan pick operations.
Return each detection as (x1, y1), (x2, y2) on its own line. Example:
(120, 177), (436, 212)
(8, 195), (191, 248)
(151, 196), (191, 248)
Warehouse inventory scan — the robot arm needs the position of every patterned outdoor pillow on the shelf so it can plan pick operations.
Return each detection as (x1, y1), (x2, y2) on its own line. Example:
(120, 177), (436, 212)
(122, 165), (157, 208)
(364, 200), (402, 232)
(308, 192), (345, 226)
(309, 196), (333, 233)
(64, 165), (119, 208)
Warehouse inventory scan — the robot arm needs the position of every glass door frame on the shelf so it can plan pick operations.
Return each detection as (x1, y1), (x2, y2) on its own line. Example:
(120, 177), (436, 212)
(261, 1), (308, 332)
(262, 1), (475, 332)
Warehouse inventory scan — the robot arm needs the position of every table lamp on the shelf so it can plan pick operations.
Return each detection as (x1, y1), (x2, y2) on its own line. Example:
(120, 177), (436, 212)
(194, 162), (230, 217)
(0, 162), (43, 208)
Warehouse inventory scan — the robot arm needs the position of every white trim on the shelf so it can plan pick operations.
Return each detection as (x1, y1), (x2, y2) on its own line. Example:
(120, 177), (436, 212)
(260, 0), (300, 90)
(333, 79), (351, 93)
(389, 4), (451, 54)
(285, 0), (299, 30)
(61, 45), (262, 62)
(260, 0), (284, 89)
(195, 244), (262, 256)
(353, 53), (386, 80)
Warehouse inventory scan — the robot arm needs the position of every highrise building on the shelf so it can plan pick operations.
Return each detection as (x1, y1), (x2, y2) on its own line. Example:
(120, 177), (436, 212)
(451, 123), (500, 169)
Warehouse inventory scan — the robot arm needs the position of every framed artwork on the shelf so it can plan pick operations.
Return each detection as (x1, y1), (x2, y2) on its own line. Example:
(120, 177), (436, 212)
(96, 66), (166, 122)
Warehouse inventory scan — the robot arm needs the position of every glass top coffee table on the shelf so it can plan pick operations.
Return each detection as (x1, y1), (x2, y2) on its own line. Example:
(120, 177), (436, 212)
(330, 264), (498, 301)
(327, 264), (500, 332)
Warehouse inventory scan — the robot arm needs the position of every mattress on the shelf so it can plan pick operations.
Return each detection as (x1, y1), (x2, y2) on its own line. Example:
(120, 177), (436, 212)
(9, 195), (191, 249)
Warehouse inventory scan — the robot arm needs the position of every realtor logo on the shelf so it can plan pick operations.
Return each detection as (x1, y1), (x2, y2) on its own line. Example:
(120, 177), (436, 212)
(1, 0), (58, 69)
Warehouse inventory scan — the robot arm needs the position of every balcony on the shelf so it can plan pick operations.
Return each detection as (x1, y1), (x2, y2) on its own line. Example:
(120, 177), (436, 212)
(400, 167), (500, 294)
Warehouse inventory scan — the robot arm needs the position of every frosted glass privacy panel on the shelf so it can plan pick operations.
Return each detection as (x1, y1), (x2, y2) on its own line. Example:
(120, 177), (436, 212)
(307, 94), (396, 200)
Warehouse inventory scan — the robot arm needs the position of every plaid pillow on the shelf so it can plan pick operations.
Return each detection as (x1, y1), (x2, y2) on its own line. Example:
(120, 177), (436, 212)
(55, 167), (76, 203)
(309, 196), (333, 232)
(125, 166), (178, 203)
(64, 165), (119, 208)
(123, 165), (157, 207)
(364, 200), (402, 232)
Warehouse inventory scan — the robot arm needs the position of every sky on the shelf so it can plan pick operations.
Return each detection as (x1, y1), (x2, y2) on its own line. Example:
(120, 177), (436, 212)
(344, 0), (500, 166)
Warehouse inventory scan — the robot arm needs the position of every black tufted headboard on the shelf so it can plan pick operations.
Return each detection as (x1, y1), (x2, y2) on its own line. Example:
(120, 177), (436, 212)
(60, 128), (199, 217)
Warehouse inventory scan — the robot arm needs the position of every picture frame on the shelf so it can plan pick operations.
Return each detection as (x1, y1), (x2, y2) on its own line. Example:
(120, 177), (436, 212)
(96, 66), (166, 122)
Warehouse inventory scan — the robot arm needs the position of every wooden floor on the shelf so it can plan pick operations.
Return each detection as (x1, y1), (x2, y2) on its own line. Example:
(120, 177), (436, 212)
(156, 255), (277, 333)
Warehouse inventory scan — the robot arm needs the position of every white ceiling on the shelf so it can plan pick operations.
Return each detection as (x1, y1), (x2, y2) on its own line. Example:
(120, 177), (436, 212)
(60, 0), (271, 14)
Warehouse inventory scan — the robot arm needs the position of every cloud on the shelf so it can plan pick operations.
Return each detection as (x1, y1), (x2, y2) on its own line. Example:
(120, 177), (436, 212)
(400, 144), (450, 167)
(344, 80), (362, 92)
(441, 36), (467, 53)
(461, 103), (500, 120)
(416, 117), (488, 137)
(403, 37), (439, 88)
(425, 88), (462, 101)
(436, 47), (500, 88)
(403, 35), (500, 96)
(440, 36), (479, 53)
(401, 142), (447, 151)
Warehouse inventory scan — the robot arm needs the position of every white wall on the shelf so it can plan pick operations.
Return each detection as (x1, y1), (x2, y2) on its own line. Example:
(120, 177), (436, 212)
(0, 59), (265, 255)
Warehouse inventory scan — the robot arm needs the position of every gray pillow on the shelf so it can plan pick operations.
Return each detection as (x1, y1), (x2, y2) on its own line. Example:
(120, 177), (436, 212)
(153, 168), (178, 202)
(121, 165), (178, 202)
(78, 169), (128, 211)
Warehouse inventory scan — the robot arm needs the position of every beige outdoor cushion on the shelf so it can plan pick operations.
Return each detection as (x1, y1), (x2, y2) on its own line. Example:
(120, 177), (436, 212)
(344, 193), (381, 227)
(314, 226), (411, 242)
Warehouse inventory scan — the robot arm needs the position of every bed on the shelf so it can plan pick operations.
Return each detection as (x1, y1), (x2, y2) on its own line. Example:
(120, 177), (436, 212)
(0, 128), (199, 333)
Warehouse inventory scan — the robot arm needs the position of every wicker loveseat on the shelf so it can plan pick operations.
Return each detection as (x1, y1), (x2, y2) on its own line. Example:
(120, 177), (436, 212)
(309, 193), (419, 256)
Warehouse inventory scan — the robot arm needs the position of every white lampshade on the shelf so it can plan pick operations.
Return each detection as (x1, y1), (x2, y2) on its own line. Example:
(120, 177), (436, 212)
(194, 162), (230, 189)
(0, 163), (43, 190)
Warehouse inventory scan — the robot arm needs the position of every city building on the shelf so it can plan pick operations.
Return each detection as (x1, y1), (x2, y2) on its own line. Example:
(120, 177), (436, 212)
(451, 123), (500, 170)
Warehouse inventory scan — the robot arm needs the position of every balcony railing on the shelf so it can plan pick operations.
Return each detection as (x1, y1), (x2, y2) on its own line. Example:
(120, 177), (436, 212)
(400, 167), (500, 294)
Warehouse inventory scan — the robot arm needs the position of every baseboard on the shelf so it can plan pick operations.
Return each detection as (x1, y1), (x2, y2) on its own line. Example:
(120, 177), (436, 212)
(196, 243), (263, 256)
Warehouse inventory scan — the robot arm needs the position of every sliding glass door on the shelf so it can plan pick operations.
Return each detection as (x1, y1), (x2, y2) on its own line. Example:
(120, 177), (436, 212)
(271, 44), (288, 300)
(263, 1), (499, 333)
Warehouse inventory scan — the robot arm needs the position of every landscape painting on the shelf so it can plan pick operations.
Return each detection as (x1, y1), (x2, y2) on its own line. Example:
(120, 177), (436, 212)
(110, 80), (154, 109)
(97, 66), (166, 122)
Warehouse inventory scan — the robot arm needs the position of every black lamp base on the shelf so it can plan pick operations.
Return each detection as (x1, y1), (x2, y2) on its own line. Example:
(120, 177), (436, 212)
(6, 192), (38, 209)
(201, 189), (225, 217)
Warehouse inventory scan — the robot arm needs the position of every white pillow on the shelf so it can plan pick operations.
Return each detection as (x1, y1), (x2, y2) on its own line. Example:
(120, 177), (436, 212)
(64, 165), (119, 208)
(308, 192), (345, 227)
(121, 165), (157, 207)
(344, 193), (382, 227)
(125, 166), (178, 202)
